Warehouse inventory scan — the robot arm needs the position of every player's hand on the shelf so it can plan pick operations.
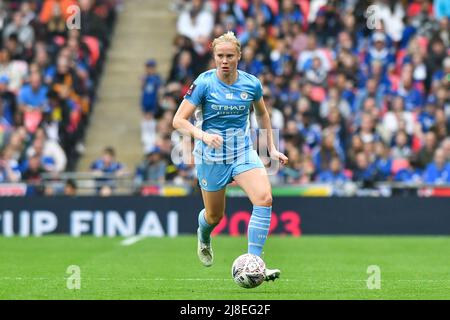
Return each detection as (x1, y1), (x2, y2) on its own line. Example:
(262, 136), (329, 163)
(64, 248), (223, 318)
(202, 132), (223, 148)
(269, 149), (289, 165)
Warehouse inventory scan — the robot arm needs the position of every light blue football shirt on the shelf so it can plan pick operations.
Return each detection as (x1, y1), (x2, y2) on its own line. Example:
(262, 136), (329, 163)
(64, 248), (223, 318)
(184, 69), (263, 163)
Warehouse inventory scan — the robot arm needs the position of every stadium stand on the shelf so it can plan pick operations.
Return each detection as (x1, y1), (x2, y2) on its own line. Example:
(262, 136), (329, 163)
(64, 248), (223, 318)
(0, 0), (119, 195)
(150, 0), (449, 194)
(0, 0), (449, 196)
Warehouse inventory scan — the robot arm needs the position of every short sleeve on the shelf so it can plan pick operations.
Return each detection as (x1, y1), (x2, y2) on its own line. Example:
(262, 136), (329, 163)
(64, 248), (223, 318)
(254, 77), (263, 101)
(184, 75), (207, 107)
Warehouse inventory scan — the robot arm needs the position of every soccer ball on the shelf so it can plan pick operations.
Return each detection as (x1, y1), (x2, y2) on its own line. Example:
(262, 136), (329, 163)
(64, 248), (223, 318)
(231, 253), (266, 289)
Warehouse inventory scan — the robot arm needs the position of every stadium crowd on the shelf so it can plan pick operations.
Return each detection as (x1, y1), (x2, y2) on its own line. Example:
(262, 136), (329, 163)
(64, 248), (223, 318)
(0, 0), (449, 196)
(139, 0), (450, 189)
(0, 0), (119, 193)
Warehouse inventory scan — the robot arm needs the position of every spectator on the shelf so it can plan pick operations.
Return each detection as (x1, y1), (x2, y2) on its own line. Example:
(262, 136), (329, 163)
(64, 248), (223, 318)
(274, 0), (303, 27)
(422, 148), (450, 184)
(90, 147), (127, 192)
(418, 100), (438, 133)
(0, 75), (16, 124)
(365, 32), (395, 74)
(135, 147), (167, 184)
(270, 39), (293, 78)
(282, 148), (315, 184)
(434, 108), (448, 142)
(2, 11), (35, 50)
(0, 146), (21, 182)
(238, 46), (264, 77)
(309, 2), (342, 47)
(305, 55), (328, 87)
(168, 49), (195, 84)
(326, 108), (347, 149)
(45, 2), (68, 39)
(425, 37), (447, 88)
(79, 0), (109, 47)
(346, 134), (363, 171)
(99, 185), (113, 197)
(18, 72), (48, 112)
(414, 131), (438, 169)
(26, 128), (67, 173)
(18, 72), (48, 134)
(64, 178), (77, 196)
(316, 156), (349, 184)
(296, 109), (322, 150)
(247, 0), (274, 26)
(354, 77), (385, 114)
(312, 130), (345, 175)
(395, 65), (424, 111)
(4, 127), (27, 162)
(42, 89), (71, 142)
(394, 160), (422, 184)
(50, 54), (88, 115)
(141, 59), (161, 119)
(352, 151), (378, 188)
(90, 146), (125, 176)
(173, 162), (196, 186)
(217, 0), (246, 27)
(19, 1), (36, 26)
(21, 153), (45, 184)
(410, 0), (439, 38)
(296, 33), (331, 73)
(355, 113), (380, 145)
(0, 47), (28, 93)
(441, 138), (450, 162)
(0, 97), (13, 144)
(373, 141), (393, 181)
(177, 0), (214, 45)
(237, 17), (258, 47)
(391, 130), (413, 160)
(34, 44), (53, 84)
(381, 95), (415, 143)
(320, 87), (351, 121)
(4, 33), (26, 61)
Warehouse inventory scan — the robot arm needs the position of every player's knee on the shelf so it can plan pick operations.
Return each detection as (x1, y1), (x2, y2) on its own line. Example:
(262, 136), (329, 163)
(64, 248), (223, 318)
(255, 193), (272, 207)
(206, 212), (224, 225)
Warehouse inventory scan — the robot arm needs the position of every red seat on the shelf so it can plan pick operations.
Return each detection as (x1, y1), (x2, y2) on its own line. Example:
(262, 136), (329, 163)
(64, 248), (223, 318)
(391, 159), (410, 175)
(83, 36), (100, 67)
(24, 110), (42, 134)
(310, 86), (326, 102)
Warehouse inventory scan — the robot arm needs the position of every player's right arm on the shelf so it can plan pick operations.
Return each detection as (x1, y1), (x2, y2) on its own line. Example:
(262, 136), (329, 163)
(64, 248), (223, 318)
(172, 99), (223, 148)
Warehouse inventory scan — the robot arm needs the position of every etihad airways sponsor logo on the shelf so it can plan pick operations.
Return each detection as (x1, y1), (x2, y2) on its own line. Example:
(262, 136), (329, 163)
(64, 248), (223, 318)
(211, 104), (246, 111)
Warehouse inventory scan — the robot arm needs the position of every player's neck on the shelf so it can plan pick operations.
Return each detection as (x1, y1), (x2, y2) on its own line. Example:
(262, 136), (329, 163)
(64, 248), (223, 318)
(217, 70), (238, 85)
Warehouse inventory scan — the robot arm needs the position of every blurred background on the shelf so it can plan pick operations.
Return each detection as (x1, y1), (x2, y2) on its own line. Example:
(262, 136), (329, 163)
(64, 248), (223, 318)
(0, 0), (449, 198)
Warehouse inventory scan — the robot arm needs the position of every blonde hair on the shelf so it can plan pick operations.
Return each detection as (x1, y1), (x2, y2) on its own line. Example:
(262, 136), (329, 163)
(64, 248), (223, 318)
(212, 31), (241, 55)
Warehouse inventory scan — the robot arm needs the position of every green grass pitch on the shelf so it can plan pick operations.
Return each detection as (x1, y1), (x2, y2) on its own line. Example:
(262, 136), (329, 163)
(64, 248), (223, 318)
(0, 236), (449, 299)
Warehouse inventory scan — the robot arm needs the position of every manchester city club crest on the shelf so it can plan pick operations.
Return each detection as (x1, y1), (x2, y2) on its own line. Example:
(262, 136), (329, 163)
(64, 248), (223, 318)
(240, 92), (248, 100)
(201, 179), (208, 187)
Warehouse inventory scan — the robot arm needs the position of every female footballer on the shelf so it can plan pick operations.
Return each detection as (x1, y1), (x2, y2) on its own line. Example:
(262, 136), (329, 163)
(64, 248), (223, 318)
(172, 31), (288, 281)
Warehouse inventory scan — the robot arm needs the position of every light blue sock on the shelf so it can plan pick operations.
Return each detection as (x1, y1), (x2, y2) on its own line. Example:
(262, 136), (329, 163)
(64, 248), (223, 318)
(198, 209), (217, 245)
(248, 205), (272, 256)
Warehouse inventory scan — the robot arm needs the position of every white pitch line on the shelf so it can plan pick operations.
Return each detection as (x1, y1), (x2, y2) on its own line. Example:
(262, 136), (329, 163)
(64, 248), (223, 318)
(120, 236), (145, 246)
(0, 277), (449, 282)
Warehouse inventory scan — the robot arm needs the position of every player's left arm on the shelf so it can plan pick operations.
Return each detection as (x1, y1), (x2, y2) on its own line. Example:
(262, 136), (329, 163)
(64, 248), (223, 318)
(253, 97), (288, 165)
